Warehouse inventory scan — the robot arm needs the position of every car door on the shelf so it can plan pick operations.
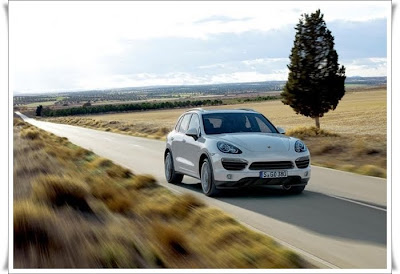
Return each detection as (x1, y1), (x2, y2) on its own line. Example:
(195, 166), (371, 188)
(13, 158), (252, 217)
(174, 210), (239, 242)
(181, 113), (202, 178)
(171, 113), (192, 174)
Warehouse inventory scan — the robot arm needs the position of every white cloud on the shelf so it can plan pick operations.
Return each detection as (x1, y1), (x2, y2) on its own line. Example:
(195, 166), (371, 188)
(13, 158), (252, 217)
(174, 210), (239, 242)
(242, 58), (288, 66)
(74, 57), (386, 89)
(10, 1), (389, 92)
(75, 70), (288, 90)
(342, 58), (387, 77)
(211, 71), (287, 83)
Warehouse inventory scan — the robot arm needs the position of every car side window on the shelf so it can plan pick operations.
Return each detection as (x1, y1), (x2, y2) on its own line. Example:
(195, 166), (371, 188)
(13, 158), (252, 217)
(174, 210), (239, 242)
(188, 114), (200, 132)
(179, 114), (192, 133)
(175, 116), (184, 131)
(255, 116), (273, 133)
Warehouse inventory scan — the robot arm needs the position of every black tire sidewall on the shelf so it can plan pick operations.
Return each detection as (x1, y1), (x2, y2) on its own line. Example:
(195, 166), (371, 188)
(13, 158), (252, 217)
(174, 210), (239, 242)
(165, 151), (175, 183)
(201, 158), (217, 196)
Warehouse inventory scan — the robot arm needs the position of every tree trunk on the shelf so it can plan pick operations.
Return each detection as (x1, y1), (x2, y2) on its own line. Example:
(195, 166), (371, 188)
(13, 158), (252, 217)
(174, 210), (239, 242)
(315, 116), (320, 129)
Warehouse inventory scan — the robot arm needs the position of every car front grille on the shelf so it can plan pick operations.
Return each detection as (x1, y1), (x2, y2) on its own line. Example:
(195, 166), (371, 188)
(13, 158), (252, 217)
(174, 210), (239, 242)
(249, 161), (294, 170)
(221, 158), (247, 170)
(295, 157), (310, 169)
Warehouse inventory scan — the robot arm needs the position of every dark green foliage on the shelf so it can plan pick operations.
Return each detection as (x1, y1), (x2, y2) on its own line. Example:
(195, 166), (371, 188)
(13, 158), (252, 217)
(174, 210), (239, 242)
(41, 99), (223, 117)
(243, 95), (279, 102)
(82, 101), (92, 107)
(281, 9), (346, 128)
(36, 105), (43, 116)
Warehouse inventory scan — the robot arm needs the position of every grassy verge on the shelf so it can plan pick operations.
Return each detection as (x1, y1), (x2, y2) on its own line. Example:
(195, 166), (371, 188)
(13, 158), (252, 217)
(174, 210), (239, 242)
(286, 127), (386, 178)
(44, 116), (170, 140)
(13, 117), (310, 268)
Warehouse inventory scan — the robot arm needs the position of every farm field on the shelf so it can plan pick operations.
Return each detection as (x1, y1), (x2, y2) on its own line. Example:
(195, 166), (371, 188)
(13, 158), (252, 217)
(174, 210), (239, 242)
(81, 89), (386, 135)
(45, 89), (387, 177)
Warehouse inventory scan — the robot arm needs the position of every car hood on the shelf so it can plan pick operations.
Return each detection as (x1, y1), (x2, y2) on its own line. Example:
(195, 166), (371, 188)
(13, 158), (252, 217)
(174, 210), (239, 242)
(216, 133), (291, 152)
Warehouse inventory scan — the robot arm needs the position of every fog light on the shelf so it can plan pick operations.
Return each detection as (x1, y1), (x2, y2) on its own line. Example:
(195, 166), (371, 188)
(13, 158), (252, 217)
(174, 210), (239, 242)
(227, 174), (232, 179)
(304, 171), (309, 177)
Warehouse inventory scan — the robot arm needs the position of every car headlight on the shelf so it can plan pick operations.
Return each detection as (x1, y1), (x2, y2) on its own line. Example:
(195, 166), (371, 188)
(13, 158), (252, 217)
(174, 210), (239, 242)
(217, 141), (242, 154)
(294, 140), (307, 153)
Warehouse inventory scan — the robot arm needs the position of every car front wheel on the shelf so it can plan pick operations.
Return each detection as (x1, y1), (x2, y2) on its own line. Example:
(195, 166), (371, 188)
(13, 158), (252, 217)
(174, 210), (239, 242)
(165, 151), (183, 184)
(200, 158), (219, 197)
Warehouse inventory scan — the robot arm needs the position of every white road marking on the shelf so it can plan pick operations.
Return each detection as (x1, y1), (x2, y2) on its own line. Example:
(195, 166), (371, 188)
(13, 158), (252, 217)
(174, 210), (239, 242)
(311, 165), (387, 181)
(130, 144), (143, 148)
(325, 193), (387, 212)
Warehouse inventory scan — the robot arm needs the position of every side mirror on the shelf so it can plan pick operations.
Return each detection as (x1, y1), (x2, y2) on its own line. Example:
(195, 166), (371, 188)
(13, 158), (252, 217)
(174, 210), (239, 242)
(277, 127), (286, 134)
(186, 127), (199, 140)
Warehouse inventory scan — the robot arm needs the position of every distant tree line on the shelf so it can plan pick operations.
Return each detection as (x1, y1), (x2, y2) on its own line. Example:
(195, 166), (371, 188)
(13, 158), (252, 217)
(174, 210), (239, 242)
(41, 99), (224, 117)
(242, 95), (279, 102)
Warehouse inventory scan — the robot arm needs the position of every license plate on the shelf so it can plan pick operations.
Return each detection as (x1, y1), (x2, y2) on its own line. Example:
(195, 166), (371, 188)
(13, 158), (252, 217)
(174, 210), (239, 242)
(259, 170), (288, 178)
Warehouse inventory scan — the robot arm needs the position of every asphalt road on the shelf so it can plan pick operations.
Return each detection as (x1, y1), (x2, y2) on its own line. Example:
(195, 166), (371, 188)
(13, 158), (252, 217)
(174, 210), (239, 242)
(16, 112), (388, 269)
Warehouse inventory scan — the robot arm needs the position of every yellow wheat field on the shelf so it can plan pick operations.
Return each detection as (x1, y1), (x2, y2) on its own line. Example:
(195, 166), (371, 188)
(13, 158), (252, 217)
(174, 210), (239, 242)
(83, 89), (387, 139)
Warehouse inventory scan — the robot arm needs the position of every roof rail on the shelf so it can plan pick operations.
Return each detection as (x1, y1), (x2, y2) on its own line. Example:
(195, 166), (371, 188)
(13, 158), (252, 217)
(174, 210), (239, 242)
(187, 108), (204, 112)
(237, 108), (256, 111)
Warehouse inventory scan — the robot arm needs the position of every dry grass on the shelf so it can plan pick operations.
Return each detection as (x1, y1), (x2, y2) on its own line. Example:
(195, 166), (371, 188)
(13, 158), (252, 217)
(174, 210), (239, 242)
(32, 175), (92, 213)
(169, 194), (205, 219)
(152, 222), (190, 256)
(106, 164), (133, 179)
(45, 116), (172, 140)
(14, 118), (308, 268)
(90, 180), (134, 213)
(20, 128), (41, 140)
(71, 88), (385, 138)
(14, 200), (58, 249)
(43, 89), (387, 177)
(14, 118), (25, 126)
(356, 165), (386, 178)
(90, 157), (113, 168)
(123, 174), (158, 190)
(286, 126), (339, 139)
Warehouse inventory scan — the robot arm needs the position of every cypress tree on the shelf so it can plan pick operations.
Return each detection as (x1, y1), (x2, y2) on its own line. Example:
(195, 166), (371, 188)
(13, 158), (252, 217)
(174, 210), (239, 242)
(282, 9), (346, 128)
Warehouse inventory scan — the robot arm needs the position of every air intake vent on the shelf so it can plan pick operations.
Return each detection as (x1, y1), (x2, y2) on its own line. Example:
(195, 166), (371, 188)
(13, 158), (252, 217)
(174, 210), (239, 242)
(221, 158), (247, 171)
(249, 161), (294, 170)
(295, 157), (310, 169)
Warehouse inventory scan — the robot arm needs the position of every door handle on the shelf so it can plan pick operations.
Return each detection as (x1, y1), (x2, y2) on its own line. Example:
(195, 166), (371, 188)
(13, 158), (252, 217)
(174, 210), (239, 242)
(182, 139), (186, 143)
(171, 137), (174, 141)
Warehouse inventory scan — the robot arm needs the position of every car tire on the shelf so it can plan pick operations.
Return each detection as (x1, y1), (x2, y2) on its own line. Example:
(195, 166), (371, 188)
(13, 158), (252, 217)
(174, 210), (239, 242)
(200, 158), (219, 197)
(164, 151), (183, 184)
(283, 185), (305, 194)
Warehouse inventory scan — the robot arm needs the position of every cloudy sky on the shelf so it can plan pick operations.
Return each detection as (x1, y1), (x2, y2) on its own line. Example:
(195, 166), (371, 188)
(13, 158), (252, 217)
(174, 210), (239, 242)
(10, 1), (390, 93)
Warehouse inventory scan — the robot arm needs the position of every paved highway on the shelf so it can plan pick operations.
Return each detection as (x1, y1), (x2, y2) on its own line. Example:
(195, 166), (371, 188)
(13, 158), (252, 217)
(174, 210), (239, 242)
(16, 112), (388, 269)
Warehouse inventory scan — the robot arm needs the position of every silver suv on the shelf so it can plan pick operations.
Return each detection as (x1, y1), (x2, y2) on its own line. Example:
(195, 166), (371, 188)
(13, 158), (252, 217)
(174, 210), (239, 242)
(164, 108), (311, 196)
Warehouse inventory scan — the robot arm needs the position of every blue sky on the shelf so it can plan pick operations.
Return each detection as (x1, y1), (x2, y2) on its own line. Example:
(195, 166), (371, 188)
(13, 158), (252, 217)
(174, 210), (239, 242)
(10, 1), (390, 93)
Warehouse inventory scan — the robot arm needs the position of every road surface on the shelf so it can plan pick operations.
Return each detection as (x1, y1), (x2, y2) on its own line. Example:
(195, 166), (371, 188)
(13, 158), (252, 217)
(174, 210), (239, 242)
(16, 113), (388, 269)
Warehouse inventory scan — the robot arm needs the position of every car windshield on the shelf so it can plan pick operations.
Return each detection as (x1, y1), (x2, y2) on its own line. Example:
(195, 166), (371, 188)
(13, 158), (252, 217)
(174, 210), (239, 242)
(202, 112), (278, 135)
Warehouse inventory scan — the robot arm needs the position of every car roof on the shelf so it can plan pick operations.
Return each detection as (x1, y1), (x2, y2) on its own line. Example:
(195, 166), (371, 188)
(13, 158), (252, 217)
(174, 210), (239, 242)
(185, 108), (258, 114)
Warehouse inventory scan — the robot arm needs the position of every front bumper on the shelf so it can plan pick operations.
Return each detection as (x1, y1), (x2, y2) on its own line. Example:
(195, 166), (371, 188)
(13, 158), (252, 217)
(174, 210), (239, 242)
(210, 152), (311, 188)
